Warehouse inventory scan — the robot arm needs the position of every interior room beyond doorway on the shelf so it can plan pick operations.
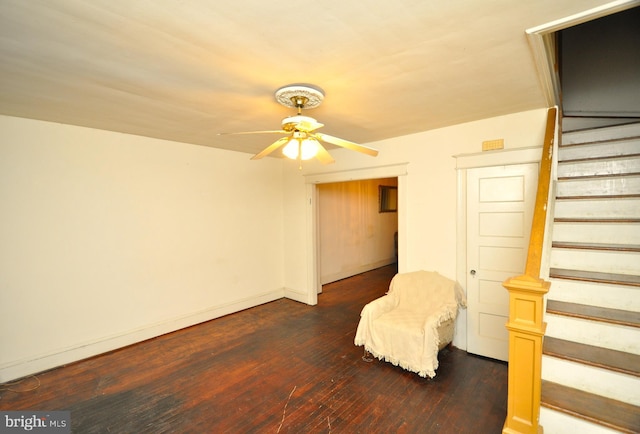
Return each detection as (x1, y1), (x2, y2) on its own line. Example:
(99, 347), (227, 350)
(318, 177), (398, 286)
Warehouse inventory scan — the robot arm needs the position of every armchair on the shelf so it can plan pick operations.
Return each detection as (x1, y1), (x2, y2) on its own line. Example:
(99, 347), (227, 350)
(354, 270), (466, 378)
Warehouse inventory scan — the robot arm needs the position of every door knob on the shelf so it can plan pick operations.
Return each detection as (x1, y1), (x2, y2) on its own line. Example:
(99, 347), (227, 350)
(470, 269), (476, 276)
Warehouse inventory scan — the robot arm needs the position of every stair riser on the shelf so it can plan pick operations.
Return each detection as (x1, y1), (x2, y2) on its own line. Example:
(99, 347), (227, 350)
(550, 249), (640, 275)
(540, 406), (623, 434)
(545, 313), (640, 354)
(542, 355), (640, 405)
(556, 175), (640, 197)
(548, 278), (640, 311)
(554, 197), (640, 219)
(557, 156), (640, 178)
(559, 137), (640, 160)
(552, 222), (640, 245)
(562, 123), (640, 145)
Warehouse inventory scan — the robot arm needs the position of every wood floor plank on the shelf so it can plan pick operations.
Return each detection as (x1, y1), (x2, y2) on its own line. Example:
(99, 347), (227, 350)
(0, 265), (508, 433)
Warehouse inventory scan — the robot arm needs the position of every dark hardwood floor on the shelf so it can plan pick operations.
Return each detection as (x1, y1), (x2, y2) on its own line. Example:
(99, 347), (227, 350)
(0, 265), (508, 433)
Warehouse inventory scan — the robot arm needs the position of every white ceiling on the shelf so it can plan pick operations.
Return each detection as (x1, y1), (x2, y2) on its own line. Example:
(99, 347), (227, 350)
(0, 0), (621, 157)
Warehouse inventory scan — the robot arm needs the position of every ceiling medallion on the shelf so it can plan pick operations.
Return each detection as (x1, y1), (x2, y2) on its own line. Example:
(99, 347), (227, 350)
(275, 84), (324, 109)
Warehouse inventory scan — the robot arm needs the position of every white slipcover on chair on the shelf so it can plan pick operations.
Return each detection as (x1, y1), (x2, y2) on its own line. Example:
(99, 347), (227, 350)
(354, 270), (466, 378)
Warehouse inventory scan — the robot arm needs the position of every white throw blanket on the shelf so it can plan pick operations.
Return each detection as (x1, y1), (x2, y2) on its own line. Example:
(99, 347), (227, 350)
(354, 270), (466, 378)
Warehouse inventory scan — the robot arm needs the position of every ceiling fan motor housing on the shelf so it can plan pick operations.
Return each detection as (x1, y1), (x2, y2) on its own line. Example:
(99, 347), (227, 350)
(281, 115), (319, 132)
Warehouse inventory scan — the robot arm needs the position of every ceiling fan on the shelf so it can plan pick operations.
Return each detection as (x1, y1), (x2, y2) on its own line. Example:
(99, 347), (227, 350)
(222, 84), (379, 165)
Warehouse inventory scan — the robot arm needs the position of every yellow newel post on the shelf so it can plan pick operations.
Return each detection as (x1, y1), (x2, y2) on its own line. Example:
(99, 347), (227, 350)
(502, 275), (549, 434)
(502, 107), (557, 434)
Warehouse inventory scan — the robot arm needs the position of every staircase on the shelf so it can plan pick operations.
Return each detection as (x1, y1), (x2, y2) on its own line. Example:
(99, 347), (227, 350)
(540, 122), (640, 433)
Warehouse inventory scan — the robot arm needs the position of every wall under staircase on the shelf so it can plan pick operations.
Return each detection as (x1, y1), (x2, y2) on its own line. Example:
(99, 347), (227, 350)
(540, 122), (640, 433)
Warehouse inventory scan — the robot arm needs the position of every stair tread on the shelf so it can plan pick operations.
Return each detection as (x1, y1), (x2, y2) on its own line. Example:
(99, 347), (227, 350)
(560, 137), (640, 148)
(561, 124), (640, 146)
(543, 336), (640, 377)
(550, 268), (640, 287)
(552, 241), (640, 252)
(556, 193), (640, 200)
(555, 217), (640, 223)
(546, 299), (640, 328)
(541, 380), (640, 433)
(558, 172), (640, 181)
(558, 152), (640, 164)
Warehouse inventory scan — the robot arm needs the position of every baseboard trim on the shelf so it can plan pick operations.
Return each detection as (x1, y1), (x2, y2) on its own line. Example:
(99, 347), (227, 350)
(284, 287), (315, 305)
(0, 289), (285, 383)
(321, 259), (396, 285)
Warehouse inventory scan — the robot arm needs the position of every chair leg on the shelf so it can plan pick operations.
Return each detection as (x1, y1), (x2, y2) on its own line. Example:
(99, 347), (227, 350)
(362, 348), (374, 362)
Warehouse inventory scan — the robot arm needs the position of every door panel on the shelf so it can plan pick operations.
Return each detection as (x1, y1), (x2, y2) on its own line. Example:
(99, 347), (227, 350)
(480, 212), (525, 237)
(467, 163), (538, 361)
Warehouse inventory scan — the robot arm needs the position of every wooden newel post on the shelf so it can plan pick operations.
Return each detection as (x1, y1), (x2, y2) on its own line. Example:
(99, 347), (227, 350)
(502, 275), (549, 434)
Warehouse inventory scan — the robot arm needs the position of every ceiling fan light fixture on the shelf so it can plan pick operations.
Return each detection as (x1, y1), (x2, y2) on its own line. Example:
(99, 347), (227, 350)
(282, 138), (319, 160)
(230, 83), (377, 164)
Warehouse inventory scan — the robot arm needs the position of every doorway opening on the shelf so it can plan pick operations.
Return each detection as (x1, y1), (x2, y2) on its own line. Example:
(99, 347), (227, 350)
(317, 177), (398, 288)
(304, 163), (409, 304)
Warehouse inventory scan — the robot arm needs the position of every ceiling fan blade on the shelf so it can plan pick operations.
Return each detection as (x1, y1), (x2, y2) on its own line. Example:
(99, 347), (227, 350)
(251, 136), (290, 160)
(218, 130), (287, 136)
(314, 133), (379, 157)
(315, 142), (335, 165)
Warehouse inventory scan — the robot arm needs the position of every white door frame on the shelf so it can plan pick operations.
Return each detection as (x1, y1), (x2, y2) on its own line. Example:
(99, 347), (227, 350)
(304, 164), (409, 302)
(455, 147), (543, 350)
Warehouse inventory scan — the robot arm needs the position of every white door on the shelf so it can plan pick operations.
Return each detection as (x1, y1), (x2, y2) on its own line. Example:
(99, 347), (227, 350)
(466, 163), (538, 361)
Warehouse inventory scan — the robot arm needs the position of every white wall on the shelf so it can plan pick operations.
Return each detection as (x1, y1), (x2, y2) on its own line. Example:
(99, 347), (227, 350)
(318, 178), (398, 284)
(0, 108), (549, 380)
(0, 116), (285, 382)
(282, 108), (549, 347)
